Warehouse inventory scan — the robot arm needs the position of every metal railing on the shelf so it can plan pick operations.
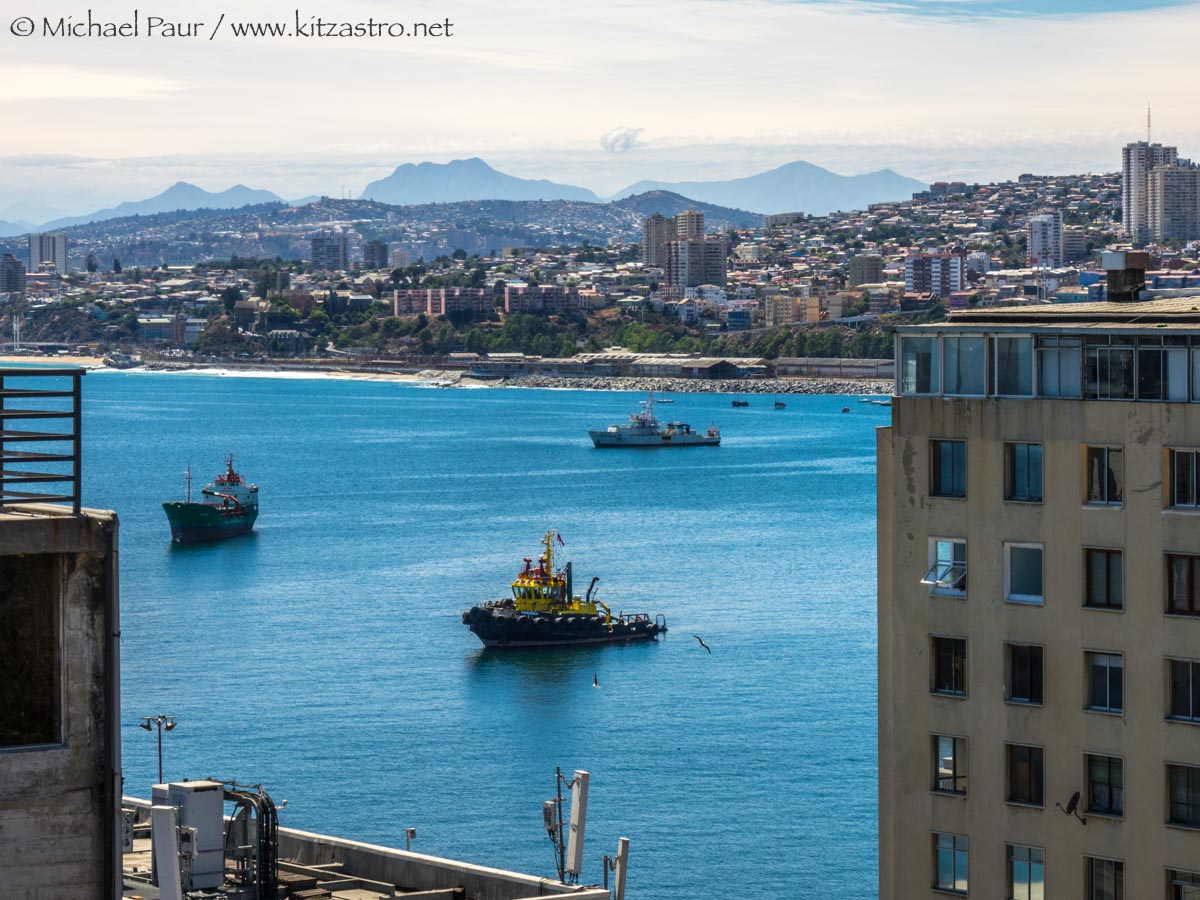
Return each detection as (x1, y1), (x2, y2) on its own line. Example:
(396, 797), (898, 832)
(0, 367), (83, 514)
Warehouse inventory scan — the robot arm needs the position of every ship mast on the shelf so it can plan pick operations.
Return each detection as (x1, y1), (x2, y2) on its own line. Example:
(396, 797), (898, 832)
(185, 465), (191, 503)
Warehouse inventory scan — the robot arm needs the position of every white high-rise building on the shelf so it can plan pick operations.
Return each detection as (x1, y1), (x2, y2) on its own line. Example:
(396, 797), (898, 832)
(1148, 164), (1200, 243)
(28, 232), (68, 274)
(1026, 211), (1063, 267)
(1123, 141), (1178, 242)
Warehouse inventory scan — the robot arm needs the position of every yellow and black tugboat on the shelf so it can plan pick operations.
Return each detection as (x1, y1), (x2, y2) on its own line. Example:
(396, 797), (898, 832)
(462, 531), (668, 648)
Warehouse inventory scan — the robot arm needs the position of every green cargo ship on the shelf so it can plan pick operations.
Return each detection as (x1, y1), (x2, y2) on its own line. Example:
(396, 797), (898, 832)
(163, 456), (259, 543)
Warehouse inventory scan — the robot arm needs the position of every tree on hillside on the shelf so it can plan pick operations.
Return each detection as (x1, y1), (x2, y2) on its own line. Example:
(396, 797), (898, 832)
(220, 286), (242, 313)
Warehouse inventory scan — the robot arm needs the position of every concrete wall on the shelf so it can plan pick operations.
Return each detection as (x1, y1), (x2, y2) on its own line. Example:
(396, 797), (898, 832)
(0, 506), (121, 900)
(879, 396), (1200, 897)
(277, 827), (610, 900)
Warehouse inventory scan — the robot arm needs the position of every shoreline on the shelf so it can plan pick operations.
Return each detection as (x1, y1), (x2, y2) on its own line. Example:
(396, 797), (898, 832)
(0, 356), (892, 396)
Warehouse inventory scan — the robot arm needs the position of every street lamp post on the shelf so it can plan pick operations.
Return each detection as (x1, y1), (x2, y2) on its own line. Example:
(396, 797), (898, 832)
(138, 715), (177, 784)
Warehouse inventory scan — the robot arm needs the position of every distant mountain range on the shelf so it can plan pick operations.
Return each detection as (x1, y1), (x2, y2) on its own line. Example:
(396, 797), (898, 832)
(357, 157), (924, 215)
(0, 220), (33, 238)
(39, 182), (284, 231)
(3, 158), (927, 236)
(610, 161), (928, 216)
(359, 157), (600, 205)
(609, 190), (759, 226)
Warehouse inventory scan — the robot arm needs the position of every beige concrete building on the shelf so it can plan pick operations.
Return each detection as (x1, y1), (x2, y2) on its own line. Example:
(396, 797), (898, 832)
(0, 368), (123, 899)
(879, 298), (1200, 900)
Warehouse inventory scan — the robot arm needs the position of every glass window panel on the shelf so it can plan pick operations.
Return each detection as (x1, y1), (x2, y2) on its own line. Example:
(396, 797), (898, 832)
(1169, 348), (1189, 400)
(944, 336), (986, 395)
(1139, 346), (1164, 399)
(1174, 452), (1198, 508)
(997, 337), (1033, 395)
(1009, 546), (1043, 600)
(1108, 448), (1124, 502)
(1192, 347), (1200, 400)
(901, 336), (939, 395)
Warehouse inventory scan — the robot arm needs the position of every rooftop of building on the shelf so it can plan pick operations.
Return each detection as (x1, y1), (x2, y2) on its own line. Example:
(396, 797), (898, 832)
(900, 294), (1200, 332)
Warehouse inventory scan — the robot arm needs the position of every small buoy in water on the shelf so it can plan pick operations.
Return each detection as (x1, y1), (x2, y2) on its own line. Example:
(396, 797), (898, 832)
(842, 407), (850, 413)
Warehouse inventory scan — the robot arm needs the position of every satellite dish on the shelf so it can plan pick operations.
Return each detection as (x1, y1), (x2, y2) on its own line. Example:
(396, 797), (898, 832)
(1065, 791), (1080, 815)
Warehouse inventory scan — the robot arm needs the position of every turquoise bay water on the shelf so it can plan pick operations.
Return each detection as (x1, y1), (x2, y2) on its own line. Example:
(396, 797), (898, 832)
(82, 372), (884, 899)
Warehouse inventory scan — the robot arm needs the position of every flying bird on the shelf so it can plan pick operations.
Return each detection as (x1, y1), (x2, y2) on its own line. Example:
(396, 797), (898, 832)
(692, 634), (711, 654)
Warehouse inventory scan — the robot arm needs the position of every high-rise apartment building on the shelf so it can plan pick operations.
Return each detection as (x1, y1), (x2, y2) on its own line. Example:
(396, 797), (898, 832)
(643, 210), (707, 268)
(1062, 226), (1088, 264)
(904, 253), (965, 296)
(879, 285), (1200, 899)
(363, 240), (389, 270)
(674, 209), (705, 241)
(28, 232), (68, 274)
(1027, 211), (1064, 267)
(311, 233), (348, 271)
(849, 254), (885, 288)
(1148, 164), (1200, 243)
(642, 214), (673, 268)
(664, 238), (726, 291)
(1123, 141), (1178, 242)
(0, 253), (26, 295)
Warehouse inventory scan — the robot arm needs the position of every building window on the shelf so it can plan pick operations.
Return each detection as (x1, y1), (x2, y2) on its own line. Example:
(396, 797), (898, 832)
(1170, 764), (1200, 828)
(1084, 549), (1123, 610)
(1006, 844), (1044, 900)
(1168, 868), (1200, 900)
(0, 555), (62, 749)
(1005, 543), (1044, 604)
(932, 637), (967, 696)
(901, 336), (940, 395)
(1167, 554), (1200, 615)
(1086, 857), (1123, 900)
(1006, 643), (1044, 705)
(922, 539), (967, 596)
(1136, 336), (1188, 401)
(1037, 334), (1082, 398)
(933, 832), (968, 894)
(1169, 659), (1200, 722)
(1007, 743), (1044, 806)
(1004, 442), (1043, 502)
(1085, 340), (1134, 400)
(1170, 450), (1200, 509)
(1086, 754), (1124, 817)
(1085, 446), (1123, 505)
(996, 336), (1034, 396)
(931, 440), (967, 498)
(1086, 652), (1124, 714)
(944, 336), (986, 396)
(933, 735), (968, 794)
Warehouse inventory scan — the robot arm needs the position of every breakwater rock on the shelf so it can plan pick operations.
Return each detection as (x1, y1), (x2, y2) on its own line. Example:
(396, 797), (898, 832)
(470, 375), (893, 395)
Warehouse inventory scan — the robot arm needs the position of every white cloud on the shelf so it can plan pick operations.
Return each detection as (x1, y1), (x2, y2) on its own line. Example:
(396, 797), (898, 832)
(599, 127), (643, 153)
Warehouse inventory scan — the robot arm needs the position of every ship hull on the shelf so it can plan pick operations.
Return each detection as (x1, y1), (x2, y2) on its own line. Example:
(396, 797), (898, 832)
(588, 430), (719, 447)
(162, 502), (258, 543)
(463, 608), (665, 648)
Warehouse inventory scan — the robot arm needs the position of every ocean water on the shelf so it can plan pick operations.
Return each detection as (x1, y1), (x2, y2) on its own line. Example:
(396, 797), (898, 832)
(80, 372), (885, 899)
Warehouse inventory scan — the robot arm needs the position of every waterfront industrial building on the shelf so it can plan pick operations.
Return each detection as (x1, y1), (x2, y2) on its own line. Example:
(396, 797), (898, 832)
(878, 257), (1200, 898)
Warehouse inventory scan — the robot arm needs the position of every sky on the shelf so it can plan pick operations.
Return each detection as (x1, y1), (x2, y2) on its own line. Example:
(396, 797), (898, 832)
(0, 0), (1198, 222)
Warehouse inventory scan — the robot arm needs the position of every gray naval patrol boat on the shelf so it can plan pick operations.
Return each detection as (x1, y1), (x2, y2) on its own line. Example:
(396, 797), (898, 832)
(589, 393), (720, 447)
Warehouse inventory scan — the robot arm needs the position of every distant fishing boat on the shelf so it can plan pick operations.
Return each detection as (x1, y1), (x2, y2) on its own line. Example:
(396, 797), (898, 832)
(774, 395), (786, 409)
(731, 399), (749, 407)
